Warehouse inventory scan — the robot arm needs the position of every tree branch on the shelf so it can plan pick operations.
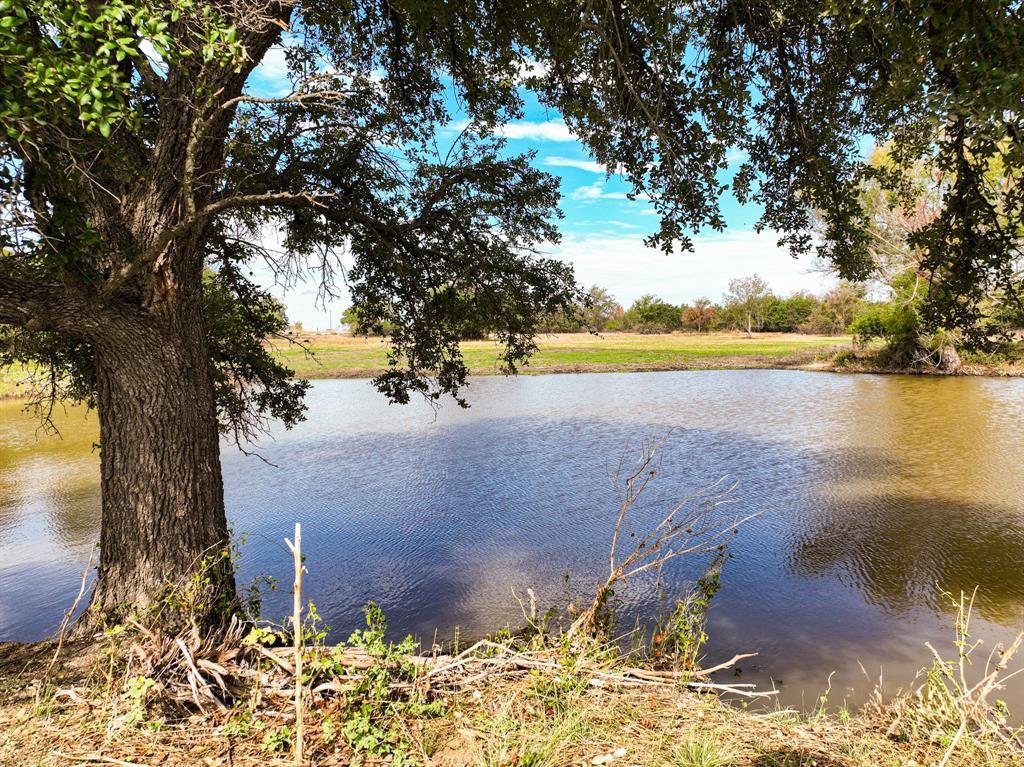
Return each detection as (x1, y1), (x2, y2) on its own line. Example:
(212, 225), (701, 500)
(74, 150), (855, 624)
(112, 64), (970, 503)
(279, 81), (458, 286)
(0, 271), (92, 334)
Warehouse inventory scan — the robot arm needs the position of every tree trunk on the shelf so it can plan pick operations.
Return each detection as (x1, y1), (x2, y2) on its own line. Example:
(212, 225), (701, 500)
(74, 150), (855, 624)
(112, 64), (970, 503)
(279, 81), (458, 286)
(79, 293), (233, 630)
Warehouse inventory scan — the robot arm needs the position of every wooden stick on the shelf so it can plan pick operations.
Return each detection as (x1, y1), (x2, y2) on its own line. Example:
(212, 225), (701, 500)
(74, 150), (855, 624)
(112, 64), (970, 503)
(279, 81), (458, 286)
(51, 752), (147, 767)
(46, 548), (95, 679)
(285, 523), (304, 765)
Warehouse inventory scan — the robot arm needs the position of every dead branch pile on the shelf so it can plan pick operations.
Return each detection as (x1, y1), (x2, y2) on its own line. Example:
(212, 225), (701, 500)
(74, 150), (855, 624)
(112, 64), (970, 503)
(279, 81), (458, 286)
(82, 622), (773, 723)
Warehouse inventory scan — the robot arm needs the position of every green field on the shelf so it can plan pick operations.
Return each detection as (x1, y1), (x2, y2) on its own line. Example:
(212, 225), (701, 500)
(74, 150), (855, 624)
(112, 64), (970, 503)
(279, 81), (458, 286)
(270, 331), (851, 378)
(0, 333), (852, 398)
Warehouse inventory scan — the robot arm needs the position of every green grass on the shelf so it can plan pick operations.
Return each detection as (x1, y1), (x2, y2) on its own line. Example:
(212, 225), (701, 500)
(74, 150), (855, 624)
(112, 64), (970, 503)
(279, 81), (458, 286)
(271, 331), (851, 379)
(675, 733), (737, 767)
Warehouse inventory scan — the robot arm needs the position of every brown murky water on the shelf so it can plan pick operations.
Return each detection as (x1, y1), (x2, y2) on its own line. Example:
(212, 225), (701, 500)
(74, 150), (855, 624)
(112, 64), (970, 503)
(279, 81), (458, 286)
(1, 370), (1022, 713)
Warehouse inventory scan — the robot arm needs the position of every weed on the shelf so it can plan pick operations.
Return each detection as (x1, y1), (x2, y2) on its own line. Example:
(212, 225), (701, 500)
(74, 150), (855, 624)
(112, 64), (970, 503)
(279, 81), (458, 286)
(223, 710), (254, 739)
(121, 675), (156, 725)
(675, 732), (734, 767)
(877, 589), (1023, 761)
(529, 670), (588, 716)
(326, 602), (442, 765)
(831, 348), (857, 367)
(30, 682), (55, 720)
(649, 552), (725, 673)
(260, 724), (293, 753)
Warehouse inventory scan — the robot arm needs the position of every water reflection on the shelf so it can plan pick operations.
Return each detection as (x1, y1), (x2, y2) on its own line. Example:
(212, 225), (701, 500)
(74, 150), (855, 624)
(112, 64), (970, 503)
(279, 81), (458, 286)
(1, 371), (1022, 714)
(791, 495), (1024, 623)
(791, 376), (1024, 625)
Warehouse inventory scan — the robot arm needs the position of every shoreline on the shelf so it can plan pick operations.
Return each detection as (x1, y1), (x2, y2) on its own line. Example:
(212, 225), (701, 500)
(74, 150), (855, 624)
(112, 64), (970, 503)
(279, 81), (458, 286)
(3, 624), (1020, 767)
(287, 355), (1024, 380)
(3, 336), (1022, 401)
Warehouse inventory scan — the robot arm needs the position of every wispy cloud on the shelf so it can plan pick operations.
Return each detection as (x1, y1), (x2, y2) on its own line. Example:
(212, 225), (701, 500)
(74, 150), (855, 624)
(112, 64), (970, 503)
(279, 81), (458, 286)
(571, 180), (648, 201)
(725, 148), (748, 165)
(498, 120), (575, 142)
(249, 46), (291, 96)
(546, 229), (833, 305)
(544, 156), (606, 174)
(444, 118), (577, 143)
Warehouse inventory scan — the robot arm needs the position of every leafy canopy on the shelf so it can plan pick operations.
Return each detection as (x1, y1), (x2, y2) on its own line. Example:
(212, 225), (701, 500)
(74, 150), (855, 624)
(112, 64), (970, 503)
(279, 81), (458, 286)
(2, 0), (1022, 435)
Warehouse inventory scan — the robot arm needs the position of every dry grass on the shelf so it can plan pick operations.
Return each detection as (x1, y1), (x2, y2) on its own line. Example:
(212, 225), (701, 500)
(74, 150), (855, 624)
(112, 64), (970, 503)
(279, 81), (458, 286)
(2, 617), (1021, 767)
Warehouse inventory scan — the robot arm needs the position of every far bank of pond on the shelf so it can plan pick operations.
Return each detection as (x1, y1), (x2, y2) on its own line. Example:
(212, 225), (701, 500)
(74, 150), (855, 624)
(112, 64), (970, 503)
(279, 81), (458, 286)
(3, 332), (1023, 400)
(1, 369), (1023, 718)
(267, 331), (855, 379)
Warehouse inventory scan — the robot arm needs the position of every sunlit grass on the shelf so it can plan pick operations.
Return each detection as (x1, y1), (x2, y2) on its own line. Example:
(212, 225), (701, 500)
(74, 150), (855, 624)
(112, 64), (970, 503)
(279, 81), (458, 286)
(269, 331), (851, 378)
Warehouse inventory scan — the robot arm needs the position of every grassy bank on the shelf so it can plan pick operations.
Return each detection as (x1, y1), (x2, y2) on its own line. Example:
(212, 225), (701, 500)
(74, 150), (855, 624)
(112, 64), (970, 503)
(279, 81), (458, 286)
(5, 332), (1022, 400)
(269, 332), (852, 379)
(2, 614), (1021, 767)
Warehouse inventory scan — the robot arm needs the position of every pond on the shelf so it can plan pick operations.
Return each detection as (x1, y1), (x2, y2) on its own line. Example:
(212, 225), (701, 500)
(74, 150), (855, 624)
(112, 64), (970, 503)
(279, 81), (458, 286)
(2, 370), (1023, 713)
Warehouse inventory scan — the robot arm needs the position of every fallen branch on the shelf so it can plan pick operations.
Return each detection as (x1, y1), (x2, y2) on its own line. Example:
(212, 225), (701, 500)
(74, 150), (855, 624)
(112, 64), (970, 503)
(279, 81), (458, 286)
(45, 548), (95, 678)
(51, 752), (148, 767)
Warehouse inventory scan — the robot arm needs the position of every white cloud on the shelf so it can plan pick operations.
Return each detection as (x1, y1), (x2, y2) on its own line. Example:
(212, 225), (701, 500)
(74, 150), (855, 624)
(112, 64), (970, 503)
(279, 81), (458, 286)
(544, 156), (607, 174)
(497, 120), (576, 142)
(725, 147), (748, 165)
(516, 59), (550, 82)
(570, 180), (648, 201)
(444, 118), (577, 143)
(250, 47), (291, 96)
(547, 229), (834, 305)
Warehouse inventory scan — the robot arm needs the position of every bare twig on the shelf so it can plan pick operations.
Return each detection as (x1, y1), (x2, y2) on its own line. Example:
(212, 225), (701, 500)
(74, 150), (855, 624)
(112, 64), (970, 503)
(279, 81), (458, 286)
(51, 752), (148, 767)
(568, 438), (757, 639)
(284, 522), (305, 765)
(45, 547), (95, 679)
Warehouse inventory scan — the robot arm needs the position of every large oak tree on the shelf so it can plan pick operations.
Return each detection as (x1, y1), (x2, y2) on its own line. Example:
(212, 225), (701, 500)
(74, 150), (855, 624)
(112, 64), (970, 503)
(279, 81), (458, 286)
(1, 0), (1020, 626)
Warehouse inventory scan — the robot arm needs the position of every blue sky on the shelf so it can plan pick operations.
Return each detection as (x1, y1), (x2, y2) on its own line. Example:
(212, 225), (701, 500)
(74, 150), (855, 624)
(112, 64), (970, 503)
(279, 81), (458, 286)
(248, 47), (836, 329)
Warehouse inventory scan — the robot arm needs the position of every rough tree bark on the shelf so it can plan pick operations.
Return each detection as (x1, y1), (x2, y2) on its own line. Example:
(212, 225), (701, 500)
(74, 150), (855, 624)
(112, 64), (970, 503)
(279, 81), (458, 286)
(83, 290), (231, 628)
(65, 14), (289, 626)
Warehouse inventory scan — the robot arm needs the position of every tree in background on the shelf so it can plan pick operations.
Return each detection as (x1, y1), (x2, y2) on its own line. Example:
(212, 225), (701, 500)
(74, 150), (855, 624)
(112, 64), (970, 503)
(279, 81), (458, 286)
(621, 295), (683, 334)
(802, 282), (868, 336)
(839, 141), (1020, 369)
(580, 285), (620, 332)
(722, 275), (771, 335)
(682, 297), (716, 332)
(761, 293), (818, 333)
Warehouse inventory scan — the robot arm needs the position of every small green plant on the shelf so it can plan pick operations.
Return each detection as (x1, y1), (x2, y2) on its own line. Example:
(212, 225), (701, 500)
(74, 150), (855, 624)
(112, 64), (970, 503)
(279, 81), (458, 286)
(529, 671), (588, 716)
(242, 624), (287, 647)
(260, 724), (293, 754)
(242, 571), (279, 621)
(31, 683), (56, 720)
(675, 732), (734, 767)
(321, 716), (337, 744)
(308, 602), (443, 765)
(649, 552), (725, 672)
(223, 710), (254, 739)
(122, 675), (156, 725)
(831, 348), (857, 367)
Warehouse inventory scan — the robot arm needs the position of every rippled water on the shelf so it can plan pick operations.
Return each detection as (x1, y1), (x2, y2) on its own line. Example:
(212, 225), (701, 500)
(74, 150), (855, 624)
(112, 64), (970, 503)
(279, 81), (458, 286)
(2, 370), (1023, 712)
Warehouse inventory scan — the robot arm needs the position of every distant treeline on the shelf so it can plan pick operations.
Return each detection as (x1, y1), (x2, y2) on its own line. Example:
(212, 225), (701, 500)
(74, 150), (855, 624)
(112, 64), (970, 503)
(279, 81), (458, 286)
(535, 277), (871, 335)
(340, 276), (879, 338)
